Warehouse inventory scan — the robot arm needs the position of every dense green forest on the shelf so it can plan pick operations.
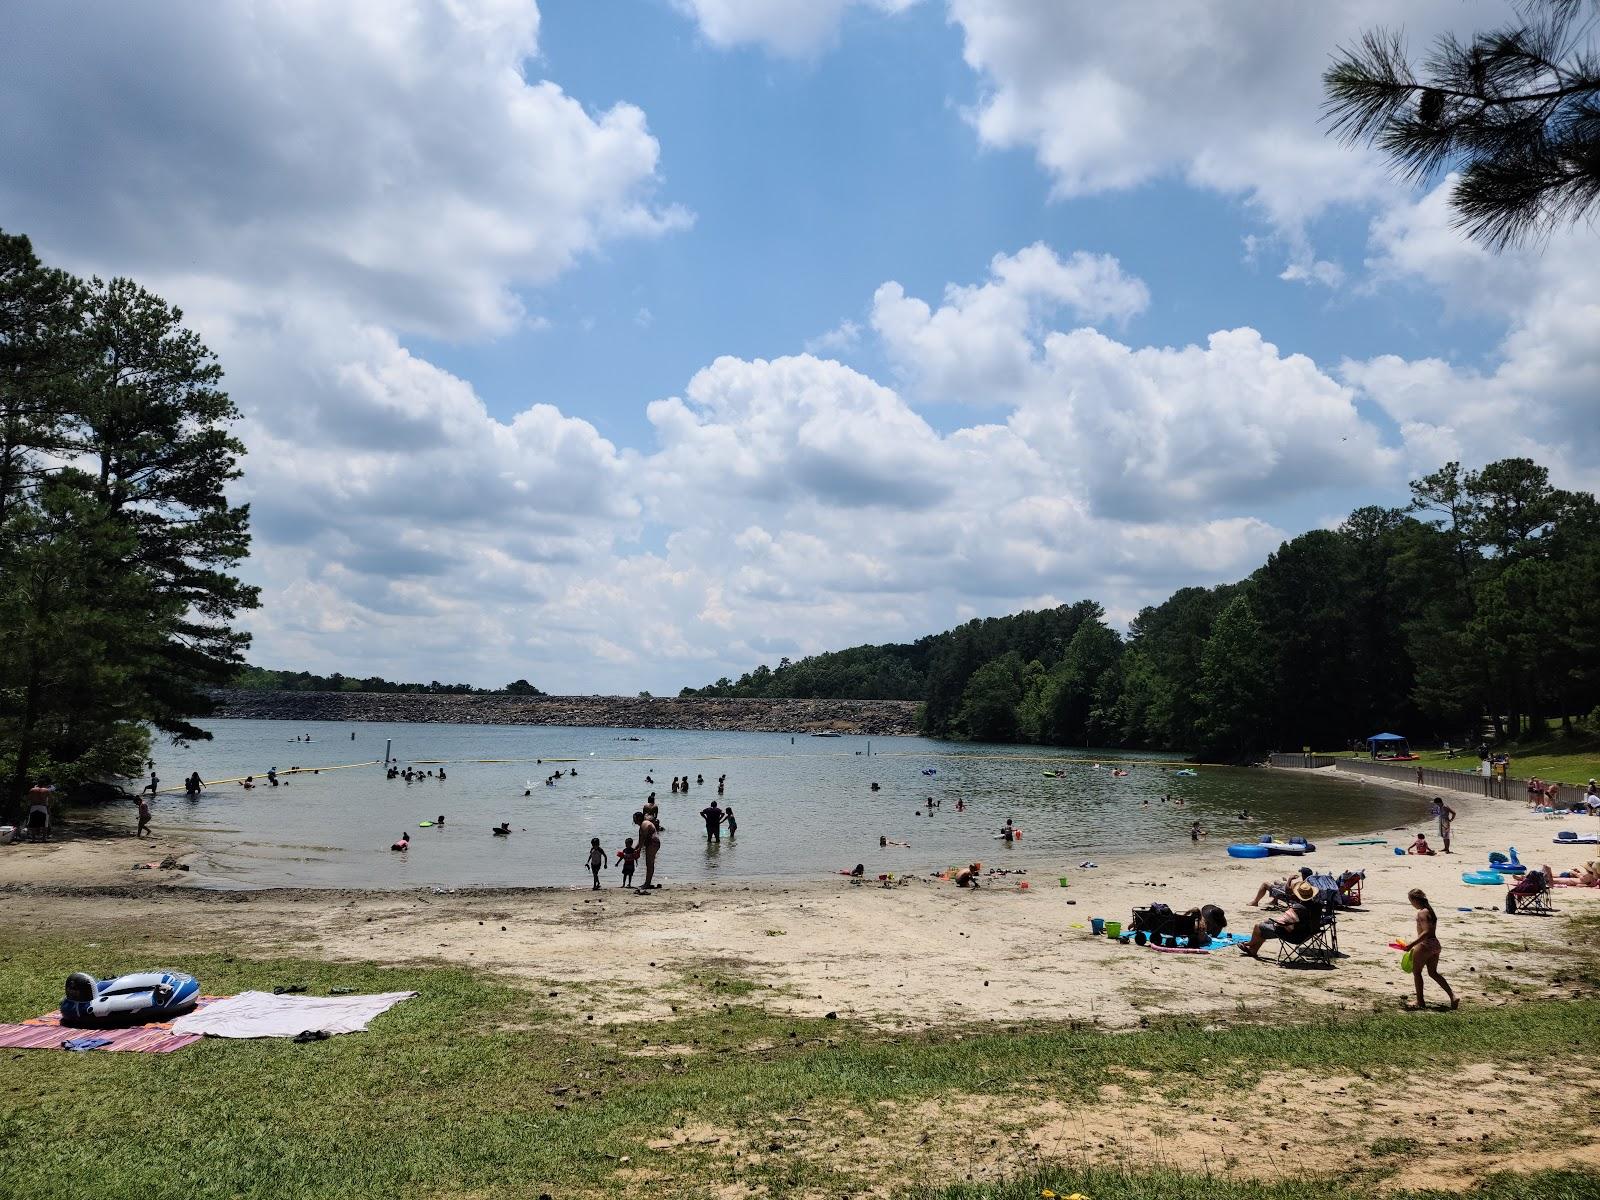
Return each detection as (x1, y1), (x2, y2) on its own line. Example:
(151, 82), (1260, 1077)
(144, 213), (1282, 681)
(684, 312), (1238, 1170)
(683, 460), (1600, 758)
(231, 668), (543, 697)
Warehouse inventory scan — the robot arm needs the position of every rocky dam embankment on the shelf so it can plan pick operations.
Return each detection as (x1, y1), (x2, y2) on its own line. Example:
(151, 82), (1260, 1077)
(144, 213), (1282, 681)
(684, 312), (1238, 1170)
(207, 690), (922, 736)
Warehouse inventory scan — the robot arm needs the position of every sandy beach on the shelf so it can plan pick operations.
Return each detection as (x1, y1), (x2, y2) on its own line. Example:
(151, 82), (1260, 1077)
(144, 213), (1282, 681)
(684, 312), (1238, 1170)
(8, 767), (1597, 1030)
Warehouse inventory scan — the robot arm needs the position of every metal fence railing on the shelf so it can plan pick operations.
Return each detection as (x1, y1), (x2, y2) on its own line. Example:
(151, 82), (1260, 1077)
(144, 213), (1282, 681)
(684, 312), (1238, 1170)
(1267, 753), (1339, 769)
(1269, 753), (1596, 807)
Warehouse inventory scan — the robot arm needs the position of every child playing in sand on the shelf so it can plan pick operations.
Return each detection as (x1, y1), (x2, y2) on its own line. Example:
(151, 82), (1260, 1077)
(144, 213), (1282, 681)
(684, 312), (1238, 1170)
(1407, 832), (1436, 856)
(616, 837), (639, 887)
(1402, 887), (1457, 1010)
(955, 862), (981, 888)
(585, 837), (608, 889)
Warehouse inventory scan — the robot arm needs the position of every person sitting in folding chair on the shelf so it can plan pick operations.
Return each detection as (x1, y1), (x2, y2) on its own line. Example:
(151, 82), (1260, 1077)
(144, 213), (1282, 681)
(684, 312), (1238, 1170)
(1506, 865), (1556, 916)
(1238, 880), (1322, 958)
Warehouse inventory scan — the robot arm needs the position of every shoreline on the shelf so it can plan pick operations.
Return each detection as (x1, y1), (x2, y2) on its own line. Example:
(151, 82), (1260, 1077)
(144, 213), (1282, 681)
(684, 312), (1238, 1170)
(8, 776), (1597, 1032)
(206, 688), (922, 735)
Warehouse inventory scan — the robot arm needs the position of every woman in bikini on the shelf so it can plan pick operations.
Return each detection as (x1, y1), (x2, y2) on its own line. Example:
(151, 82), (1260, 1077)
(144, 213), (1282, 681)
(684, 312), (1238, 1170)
(1403, 888), (1458, 1011)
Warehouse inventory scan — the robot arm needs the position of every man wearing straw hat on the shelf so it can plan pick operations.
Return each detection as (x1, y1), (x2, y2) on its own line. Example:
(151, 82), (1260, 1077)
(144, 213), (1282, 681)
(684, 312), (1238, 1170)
(1238, 880), (1320, 958)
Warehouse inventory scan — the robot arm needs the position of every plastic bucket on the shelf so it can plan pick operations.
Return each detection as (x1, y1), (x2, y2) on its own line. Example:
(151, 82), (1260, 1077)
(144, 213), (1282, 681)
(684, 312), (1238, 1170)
(1090, 918), (1105, 935)
(1400, 950), (1414, 973)
(1059, 876), (1069, 887)
(1104, 920), (1122, 939)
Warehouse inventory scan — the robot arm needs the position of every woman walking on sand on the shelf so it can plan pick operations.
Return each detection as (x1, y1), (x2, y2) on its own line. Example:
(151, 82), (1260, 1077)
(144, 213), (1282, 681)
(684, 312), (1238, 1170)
(1403, 888), (1457, 1011)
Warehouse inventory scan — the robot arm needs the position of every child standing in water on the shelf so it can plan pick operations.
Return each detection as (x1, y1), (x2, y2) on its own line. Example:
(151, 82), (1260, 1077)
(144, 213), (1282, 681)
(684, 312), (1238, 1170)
(616, 837), (639, 888)
(585, 837), (608, 889)
(1403, 888), (1458, 1011)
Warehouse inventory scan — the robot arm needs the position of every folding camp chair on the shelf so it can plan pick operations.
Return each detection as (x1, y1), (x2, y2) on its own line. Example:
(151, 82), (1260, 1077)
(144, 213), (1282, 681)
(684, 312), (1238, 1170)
(1506, 875), (1556, 916)
(1276, 902), (1340, 968)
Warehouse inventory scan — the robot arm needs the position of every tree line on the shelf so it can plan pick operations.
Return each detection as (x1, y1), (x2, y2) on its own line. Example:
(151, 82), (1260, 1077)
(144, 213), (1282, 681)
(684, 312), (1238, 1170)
(684, 460), (1600, 758)
(1, 230), (256, 814)
(231, 667), (544, 696)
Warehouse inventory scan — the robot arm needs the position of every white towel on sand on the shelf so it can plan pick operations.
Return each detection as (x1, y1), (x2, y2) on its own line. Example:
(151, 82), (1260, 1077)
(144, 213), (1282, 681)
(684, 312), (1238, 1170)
(171, 990), (415, 1038)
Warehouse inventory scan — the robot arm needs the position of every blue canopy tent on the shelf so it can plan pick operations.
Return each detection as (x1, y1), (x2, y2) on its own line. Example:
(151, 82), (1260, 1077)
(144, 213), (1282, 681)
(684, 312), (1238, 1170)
(1367, 732), (1412, 759)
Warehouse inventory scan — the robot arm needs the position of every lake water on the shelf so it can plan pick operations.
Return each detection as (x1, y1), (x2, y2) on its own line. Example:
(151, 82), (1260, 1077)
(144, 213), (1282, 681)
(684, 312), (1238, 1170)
(146, 720), (1412, 889)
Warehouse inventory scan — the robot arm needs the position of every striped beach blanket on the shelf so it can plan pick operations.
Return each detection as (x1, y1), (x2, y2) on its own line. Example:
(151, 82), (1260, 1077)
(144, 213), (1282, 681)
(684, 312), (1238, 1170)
(0, 996), (220, 1053)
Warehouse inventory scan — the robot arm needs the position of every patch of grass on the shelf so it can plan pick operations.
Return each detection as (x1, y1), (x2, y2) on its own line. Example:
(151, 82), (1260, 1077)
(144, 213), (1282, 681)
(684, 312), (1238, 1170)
(1368, 1135), (1420, 1157)
(1406, 731), (1600, 785)
(4, 925), (1599, 1200)
(940, 1167), (1600, 1200)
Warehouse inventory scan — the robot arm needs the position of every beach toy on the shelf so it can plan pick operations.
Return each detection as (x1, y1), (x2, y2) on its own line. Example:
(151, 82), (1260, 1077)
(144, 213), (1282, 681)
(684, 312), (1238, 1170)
(1399, 950), (1413, 973)
(1104, 921), (1122, 939)
(1394, 847), (1405, 855)
(1090, 918), (1106, 934)
(1227, 844), (1271, 859)
(1337, 838), (1388, 846)
(1461, 870), (1503, 885)
(418, 821), (434, 827)
(1059, 877), (1069, 887)
(62, 971), (199, 1027)
(1014, 830), (1023, 841)
(1018, 881), (1029, 890)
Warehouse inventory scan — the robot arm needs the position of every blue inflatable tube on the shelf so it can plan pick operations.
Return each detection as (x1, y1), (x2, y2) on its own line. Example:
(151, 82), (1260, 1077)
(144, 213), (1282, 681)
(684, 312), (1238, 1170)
(1462, 870), (1504, 885)
(61, 971), (199, 1027)
(1227, 843), (1271, 859)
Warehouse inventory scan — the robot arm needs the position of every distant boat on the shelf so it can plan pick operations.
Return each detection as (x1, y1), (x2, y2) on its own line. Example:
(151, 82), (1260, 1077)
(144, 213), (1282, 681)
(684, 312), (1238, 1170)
(810, 732), (842, 738)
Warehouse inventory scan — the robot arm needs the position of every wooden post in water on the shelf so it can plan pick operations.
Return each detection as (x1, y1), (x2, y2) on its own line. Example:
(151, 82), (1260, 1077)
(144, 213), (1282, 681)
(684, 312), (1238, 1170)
(384, 739), (392, 765)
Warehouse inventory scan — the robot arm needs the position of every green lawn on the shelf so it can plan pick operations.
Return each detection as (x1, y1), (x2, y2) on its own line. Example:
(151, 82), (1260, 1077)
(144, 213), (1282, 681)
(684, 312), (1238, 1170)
(941, 1167), (1600, 1200)
(3, 922), (1598, 1200)
(1327, 731), (1600, 785)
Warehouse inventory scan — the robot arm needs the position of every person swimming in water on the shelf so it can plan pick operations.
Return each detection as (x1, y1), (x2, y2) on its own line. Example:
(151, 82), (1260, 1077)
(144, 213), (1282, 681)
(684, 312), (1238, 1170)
(391, 831), (409, 852)
(492, 821), (512, 837)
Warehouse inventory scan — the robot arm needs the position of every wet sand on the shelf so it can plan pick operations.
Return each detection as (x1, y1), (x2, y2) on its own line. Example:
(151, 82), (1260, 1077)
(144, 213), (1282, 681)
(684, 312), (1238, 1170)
(6, 768), (1597, 1029)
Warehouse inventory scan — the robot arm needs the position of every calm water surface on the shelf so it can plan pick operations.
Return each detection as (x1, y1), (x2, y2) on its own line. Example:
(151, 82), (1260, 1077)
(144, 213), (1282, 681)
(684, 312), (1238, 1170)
(148, 720), (1415, 888)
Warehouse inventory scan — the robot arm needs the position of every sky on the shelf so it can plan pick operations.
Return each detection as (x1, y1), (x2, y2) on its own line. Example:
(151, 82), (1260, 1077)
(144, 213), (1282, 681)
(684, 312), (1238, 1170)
(2, 1), (1596, 694)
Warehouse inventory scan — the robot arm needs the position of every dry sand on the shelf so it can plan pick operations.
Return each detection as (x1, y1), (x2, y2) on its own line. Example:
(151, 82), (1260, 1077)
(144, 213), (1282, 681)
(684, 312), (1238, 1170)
(6, 767), (1597, 1029)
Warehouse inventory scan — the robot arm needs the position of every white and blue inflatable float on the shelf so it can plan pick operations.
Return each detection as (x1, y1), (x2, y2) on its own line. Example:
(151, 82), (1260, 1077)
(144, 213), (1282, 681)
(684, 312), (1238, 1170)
(61, 971), (199, 1027)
